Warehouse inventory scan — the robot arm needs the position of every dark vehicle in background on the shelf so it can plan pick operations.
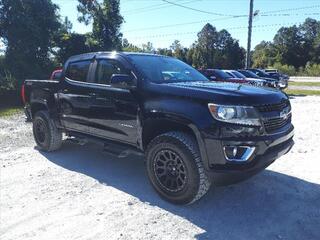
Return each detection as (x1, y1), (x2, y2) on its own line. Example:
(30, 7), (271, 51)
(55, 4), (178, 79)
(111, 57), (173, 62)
(247, 68), (288, 89)
(265, 69), (290, 81)
(238, 69), (278, 88)
(200, 69), (247, 84)
(223, 70), (269, 87)
(23, 52), (294, 204)
(50, 69), (62, 80)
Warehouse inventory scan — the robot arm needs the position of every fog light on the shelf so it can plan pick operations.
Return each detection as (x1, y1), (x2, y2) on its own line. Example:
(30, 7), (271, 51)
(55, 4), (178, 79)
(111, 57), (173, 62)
(223, 146), (255, 162)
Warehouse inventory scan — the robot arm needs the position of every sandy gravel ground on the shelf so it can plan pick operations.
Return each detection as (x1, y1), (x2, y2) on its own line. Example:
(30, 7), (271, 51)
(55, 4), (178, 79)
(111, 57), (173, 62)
(1, 96), (320, 240)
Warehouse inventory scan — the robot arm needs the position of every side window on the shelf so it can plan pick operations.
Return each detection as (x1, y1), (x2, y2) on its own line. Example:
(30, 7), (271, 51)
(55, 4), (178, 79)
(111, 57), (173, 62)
(65, 60), (91, 82)
(95, 59), (129, 85)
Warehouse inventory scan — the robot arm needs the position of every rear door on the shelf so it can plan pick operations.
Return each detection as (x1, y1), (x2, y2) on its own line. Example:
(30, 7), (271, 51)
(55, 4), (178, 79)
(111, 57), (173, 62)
(58, 59), (94, 133)
(88, 58), (139, 145)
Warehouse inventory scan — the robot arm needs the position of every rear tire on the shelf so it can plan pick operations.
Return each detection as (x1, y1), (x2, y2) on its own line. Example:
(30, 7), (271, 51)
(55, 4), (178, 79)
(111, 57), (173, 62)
(145, 131), (211, 205)
(33, 111), (62, 152)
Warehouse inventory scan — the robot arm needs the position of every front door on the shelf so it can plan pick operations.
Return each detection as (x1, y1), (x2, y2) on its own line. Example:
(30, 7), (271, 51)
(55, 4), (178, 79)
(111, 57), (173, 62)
(88, 58), (139, 145)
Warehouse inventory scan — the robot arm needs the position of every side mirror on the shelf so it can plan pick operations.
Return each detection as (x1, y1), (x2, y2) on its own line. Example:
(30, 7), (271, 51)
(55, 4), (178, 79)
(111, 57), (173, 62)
(110, 74), (136, 89)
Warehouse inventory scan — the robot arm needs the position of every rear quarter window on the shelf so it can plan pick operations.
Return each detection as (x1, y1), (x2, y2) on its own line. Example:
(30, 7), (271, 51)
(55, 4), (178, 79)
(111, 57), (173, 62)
(65, 60), (91, 82)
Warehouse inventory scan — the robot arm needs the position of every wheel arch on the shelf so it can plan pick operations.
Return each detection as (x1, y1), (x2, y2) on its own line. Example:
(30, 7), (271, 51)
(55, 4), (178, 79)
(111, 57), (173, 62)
(141, 115), (210, 170)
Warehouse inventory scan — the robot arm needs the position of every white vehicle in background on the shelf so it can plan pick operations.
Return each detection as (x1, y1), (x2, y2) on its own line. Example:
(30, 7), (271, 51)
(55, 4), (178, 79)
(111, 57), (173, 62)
(264, 69), (290, 88)
(223, 70), (272, 88)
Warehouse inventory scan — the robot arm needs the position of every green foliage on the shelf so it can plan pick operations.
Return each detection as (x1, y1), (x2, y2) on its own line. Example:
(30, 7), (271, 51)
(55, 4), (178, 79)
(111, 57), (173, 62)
(122, 38), (141, 52)
(0, 70), (17, 93)
(77, 0), (123, 51)
(253, 18), (320, 73)
(0, 0), (61, 85)
(189, 24), (245, 69)
(0, 107), (22, 117)
(252, 41), (278, 68)
(303, 63), (320, 76)
(284, 89), (320, 96)
(53, 33), (89, 64)
(141, 42), (155, 53)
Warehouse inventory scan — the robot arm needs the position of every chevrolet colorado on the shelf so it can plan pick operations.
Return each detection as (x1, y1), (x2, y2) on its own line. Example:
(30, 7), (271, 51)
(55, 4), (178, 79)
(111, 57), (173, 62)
(23, 52), (294, 204)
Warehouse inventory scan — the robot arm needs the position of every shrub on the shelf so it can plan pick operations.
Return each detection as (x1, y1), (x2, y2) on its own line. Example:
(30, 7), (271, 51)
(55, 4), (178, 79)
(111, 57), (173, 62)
(269, 62), (296, 76)
(304, 63), (320, 76)
(0, 70), (17, 94)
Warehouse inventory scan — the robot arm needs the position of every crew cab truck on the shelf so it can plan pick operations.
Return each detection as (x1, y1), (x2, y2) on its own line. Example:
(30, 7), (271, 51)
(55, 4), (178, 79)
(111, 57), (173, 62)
(23, 52), (294, 205)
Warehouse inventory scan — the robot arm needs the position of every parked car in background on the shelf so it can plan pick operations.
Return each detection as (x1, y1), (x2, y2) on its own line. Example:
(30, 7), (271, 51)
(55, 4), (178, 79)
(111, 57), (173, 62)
(247, 68), (288, 89)
(200, 69), (247, 84)
(237, 69), (278, 88)
(50, 69), (62, 80)
(264, 69), (290, 81)
(223, 70), (268, 87)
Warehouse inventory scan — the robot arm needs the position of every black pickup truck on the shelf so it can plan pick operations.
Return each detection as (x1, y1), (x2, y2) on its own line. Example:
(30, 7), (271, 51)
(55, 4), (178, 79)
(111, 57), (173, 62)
(23, 52), (294, 204)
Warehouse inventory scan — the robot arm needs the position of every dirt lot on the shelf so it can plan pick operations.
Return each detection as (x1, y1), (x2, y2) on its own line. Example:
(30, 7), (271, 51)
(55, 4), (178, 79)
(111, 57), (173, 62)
(1, 96), (320, 240)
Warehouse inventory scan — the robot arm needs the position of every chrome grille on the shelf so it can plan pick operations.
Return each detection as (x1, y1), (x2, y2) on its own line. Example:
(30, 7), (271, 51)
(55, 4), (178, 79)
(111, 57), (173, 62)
(256, 99), (290, 112)
(263, 114), (292, 133)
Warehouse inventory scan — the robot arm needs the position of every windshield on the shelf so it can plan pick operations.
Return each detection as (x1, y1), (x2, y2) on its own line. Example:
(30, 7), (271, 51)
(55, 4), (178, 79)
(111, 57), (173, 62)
(239, 70), (259, 78)
(128, 55), (208, 83)
(230, 71), (246, 79)
(214, 69), (232, 79)
(251, 69), (270, 77)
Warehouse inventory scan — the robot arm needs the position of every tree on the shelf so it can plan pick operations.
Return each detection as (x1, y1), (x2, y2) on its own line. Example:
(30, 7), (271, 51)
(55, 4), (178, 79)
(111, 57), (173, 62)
(170, 40), (188, 62)
(273, 25), (309, 68)
(215, 29), (245, 69)
(253, 18), (320, 69)
(53, 33), (89, 64)
(60, 16), (73, 34)
(0, 0), (61, 84)
(122, 38), (142, 52)
(77, 0), (123, 51)
(252, 41), (278, 68)
(189, 23), (245, 69)
(142, 42), (154, 53)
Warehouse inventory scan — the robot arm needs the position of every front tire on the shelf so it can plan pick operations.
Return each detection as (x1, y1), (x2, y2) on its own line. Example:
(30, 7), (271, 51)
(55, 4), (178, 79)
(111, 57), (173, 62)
(145, 131), (211, 205)
(33, 111), (62, 152)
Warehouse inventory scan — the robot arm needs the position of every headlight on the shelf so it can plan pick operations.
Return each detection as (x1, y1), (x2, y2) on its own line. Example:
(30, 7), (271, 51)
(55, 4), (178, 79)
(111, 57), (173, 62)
(208, 104), (261, 126)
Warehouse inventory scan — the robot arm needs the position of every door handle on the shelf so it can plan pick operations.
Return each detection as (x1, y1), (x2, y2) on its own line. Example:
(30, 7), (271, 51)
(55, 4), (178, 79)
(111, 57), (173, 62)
(89, 93), (97, 97)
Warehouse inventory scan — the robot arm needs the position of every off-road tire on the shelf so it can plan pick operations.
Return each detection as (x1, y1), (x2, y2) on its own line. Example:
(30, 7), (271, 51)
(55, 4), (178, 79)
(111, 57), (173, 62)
(145, 131), (211, 205)
(33, 110), (62, 152)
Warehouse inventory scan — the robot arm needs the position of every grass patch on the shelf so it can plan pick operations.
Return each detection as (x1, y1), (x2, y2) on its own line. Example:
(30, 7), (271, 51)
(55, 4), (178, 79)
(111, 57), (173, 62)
(284, 89), (320, 96)
(0, 107), (23, 117)
(289, 82), (320, 87)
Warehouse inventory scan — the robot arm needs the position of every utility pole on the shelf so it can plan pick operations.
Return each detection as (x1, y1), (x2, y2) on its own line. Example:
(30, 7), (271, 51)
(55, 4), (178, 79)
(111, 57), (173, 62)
(246, 0), (254, 69)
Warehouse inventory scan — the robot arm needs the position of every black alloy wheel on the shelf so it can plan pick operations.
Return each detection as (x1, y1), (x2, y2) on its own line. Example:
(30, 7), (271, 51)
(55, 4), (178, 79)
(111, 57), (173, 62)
(153, 149), (187, 192)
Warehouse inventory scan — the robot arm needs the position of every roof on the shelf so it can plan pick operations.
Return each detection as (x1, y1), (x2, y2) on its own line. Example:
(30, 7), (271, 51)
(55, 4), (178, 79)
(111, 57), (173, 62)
(67, 51), (169, 62)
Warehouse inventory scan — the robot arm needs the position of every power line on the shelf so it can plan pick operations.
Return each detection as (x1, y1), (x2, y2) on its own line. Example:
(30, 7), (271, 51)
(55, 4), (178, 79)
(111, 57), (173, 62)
(260, 4), (320, 14)
(123, 12), (320, 34)
(161, 0), (241, 17)
(124, 0), (203, 15)
(122, 0), (198, 14)
(126, 22), (304, 40)
(260, 12), (320, 17)
(123, 15), (246, 33)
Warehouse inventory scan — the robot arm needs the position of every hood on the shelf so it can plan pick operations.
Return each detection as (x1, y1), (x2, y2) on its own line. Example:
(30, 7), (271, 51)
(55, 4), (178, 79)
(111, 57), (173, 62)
(149, 81), (287, 106)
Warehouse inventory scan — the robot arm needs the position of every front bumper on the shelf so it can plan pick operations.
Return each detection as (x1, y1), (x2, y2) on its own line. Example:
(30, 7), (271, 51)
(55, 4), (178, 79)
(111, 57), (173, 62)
(202, 126), (294, 185)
